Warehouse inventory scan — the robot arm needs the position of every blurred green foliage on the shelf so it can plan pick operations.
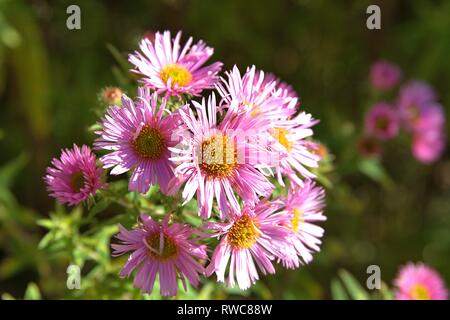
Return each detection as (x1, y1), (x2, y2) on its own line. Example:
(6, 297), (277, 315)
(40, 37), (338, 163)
(0, 0), (449, 299)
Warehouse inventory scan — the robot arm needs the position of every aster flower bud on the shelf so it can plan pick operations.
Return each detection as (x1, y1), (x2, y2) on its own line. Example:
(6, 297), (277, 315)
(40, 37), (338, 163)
(98, 86), (123, 107)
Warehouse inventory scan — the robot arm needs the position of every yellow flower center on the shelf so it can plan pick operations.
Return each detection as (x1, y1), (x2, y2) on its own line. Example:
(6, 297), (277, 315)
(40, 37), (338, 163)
(160, 63), (193, 87)
(133, 125), (166, 159)
(243, 101), (260, 117)
(70, 171), (85, 192)
(200, 135), (237, 179)
(227, 215), (260, 249)
(271, 127), (293, 152)
(291, 208), (304, 231)
(410, 284), (431, 300)
(146, 232), (178, 261)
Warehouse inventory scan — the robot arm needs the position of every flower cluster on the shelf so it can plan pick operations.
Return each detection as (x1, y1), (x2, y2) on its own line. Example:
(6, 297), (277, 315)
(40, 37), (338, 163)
(363, 61), (446, 163)
(398, 81), (446, 163)
(44, 30), (327, 296)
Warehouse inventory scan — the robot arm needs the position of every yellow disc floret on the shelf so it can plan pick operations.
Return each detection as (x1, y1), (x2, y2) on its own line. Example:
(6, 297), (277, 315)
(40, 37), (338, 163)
(271, 127), (293, 152)
(160, 63), (193, 87)
(410, 284), (431, 300)
(291, 208), (304, 232)
(70, 171), (85, 192)
(200, 135), (237, 179)
(146, 232), (178, 261)
(243, 101), (260, 117)
(227, 215), (260, 249)
(133, 125), (166, 159)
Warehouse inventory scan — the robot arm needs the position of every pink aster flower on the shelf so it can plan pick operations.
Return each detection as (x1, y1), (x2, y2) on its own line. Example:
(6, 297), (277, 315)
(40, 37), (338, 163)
(129, 30), (223, 97)
(261, 71), (300, 102)
(414, 103), (445, 132)
(394, 262), (448, 300)
(204, 200), (292, 290)
(365, 102), (399, 140)
(412, 130), (446, 164)
(268, 112), (321, 186)
(44, 144), (103, 206)
(216, 65), (297, 127)
(112, 214), (207, 297)
(370, 60), (402, 90)
(169, 94), (274, 219)
(397, 80), (437, 130)
(407, 102), (446, 163)
(217, 66), (318, 186)
(94, 88), (182, 194)
(278, 180), (326, 269)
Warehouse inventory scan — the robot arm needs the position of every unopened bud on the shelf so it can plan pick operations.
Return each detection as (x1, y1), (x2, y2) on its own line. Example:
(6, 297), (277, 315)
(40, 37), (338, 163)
(99, 86), (123, 106)
(311, 142), (329, 160)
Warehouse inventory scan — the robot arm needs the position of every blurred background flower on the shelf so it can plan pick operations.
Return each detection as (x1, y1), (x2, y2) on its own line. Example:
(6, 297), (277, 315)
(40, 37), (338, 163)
(370, 60), (402, 90)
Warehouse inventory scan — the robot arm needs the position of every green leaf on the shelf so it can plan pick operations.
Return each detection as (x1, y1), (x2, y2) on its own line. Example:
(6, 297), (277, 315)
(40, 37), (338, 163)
(36, 219), (54, 229)
(37, 232), (54, 249)
(87, 123), (102, 132)
(331, 279), (348, 300)
(24, 282), (41, 300)
(338, 269), (370, 300)
(72, 246), (90, 267)
(357, 158), (393, 189)
(379, 281), (394, 300)
(1, 293), (15, 300)
(197, 282), (214, 300)
(86, 198), (112, 221)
